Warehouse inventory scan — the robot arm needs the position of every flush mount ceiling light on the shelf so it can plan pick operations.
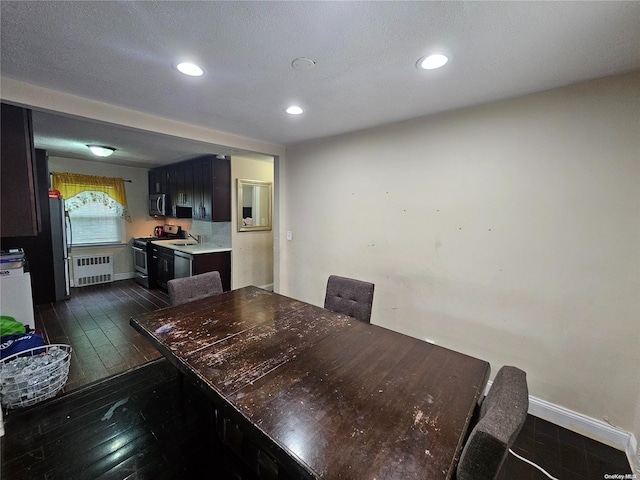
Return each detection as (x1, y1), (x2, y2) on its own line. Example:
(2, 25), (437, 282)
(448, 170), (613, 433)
(285, 105), (304, 115)
(176, 62), (204, 76)
(417, 53), (449, 70)
(87, 145), (116, 157)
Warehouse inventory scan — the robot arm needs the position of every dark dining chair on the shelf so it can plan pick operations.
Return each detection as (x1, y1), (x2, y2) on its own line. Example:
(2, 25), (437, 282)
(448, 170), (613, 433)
(323, 275), (375, 323)
(456, 365), (529, 480)
(168, 271), (223, 306)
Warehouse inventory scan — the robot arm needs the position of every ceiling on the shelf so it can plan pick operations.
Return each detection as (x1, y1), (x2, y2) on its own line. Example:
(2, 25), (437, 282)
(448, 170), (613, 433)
(29, 110), (260, 168)
(1, 1), (639, 167)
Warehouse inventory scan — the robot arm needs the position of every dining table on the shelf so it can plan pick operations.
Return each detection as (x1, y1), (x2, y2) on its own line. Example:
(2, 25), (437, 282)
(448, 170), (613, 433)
(130, 286), (490, 479)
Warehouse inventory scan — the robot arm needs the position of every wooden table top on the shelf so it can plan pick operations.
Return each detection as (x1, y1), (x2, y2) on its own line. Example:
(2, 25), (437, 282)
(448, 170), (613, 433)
(131, 286), (490, 479)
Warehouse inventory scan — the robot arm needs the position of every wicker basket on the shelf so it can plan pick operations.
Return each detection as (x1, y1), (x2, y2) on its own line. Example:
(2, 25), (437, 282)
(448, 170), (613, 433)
(0, 344), (72, 408)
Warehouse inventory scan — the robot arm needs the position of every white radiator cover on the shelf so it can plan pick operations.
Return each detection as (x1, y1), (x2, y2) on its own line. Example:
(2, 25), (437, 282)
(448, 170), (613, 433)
(72, 254), (114, 286)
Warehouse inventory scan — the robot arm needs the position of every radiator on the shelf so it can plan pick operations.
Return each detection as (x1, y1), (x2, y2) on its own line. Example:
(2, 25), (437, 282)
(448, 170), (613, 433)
(72, 254), (114, 286)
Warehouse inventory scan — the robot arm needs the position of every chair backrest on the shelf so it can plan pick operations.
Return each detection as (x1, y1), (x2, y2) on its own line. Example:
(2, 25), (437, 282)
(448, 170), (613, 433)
(323, 275), (375, 323)
(456, 365), (529, 480)
(168, 271), (223, 306)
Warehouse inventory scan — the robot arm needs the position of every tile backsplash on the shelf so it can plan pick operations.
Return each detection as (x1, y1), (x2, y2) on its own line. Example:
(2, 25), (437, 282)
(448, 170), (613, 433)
(189, 221), (231, 248)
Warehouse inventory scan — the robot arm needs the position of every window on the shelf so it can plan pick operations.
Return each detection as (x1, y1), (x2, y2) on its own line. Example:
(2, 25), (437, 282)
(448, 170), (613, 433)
(66, 191), (126, 245)
(51, 173), (130, 246)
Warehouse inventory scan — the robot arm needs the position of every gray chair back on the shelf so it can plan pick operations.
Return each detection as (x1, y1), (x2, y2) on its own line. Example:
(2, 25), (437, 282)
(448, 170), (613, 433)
(168, 271), (223, 306)
(323, 275), (374, 323)
(456, 365), (529, 480)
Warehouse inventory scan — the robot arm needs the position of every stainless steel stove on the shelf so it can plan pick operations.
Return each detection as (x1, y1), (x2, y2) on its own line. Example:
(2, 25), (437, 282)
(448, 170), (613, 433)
(132, 237), (160, 288)
(133, 225), (184, 288)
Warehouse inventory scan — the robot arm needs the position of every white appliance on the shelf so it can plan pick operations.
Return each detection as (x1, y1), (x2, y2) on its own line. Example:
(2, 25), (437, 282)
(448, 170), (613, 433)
(0, 272), (36, 329)
(49, 197), (71, 300)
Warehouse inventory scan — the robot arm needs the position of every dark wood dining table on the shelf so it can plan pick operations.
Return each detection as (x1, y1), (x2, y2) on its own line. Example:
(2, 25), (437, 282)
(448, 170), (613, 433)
(130, 286), (490, 479)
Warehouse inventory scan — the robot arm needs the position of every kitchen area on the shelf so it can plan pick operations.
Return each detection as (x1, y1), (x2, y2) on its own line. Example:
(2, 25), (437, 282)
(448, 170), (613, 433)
(132, 154), (235, 293)
(0, 104), (274, 315)
(0, 102), (274, 399)
(133, 224), (232, 293)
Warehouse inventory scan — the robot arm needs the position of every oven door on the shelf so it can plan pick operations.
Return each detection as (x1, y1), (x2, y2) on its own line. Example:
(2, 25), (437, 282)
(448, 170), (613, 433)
(132, 244), (148, 275)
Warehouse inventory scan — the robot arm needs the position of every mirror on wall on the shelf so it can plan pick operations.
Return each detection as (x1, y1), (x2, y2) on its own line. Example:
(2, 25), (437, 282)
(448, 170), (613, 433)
(237, 179), (272, 232)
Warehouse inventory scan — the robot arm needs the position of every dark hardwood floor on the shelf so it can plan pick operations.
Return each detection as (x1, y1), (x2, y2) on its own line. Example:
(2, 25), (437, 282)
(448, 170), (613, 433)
(499, 415), (633, 480)
(1, 358), (231, 480)
(34, 279), (168, 392)
(1, 279), (634, 479)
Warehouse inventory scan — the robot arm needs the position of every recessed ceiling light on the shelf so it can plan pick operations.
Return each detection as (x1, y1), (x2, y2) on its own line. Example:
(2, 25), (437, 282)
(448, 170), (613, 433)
(285, 105), (304, 115)
(291, 57), (316, 71)
(176, 62), (204, 76)
(87, 145), (116, 157)
(417, 54), (449, 70)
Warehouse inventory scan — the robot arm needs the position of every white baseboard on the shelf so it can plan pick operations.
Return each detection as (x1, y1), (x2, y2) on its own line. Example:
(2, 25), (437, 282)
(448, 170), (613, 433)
(115, 272), (135, 281)
(528, 395), (631, 449)
(484, 381), (637, 474)
(628, 433), (639, 476)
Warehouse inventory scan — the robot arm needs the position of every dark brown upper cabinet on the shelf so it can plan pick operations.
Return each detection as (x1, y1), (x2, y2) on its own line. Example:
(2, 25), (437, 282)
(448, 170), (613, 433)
(149, 155), (230, 222)
(1, 103), (41, 237)
(148, 167), (167, 194)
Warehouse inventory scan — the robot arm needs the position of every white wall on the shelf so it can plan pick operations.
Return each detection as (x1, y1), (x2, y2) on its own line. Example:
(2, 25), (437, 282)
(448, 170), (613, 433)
(231, 156), (274, 289)
(48, 156), (156, 277)
(280, 72), (640, 438)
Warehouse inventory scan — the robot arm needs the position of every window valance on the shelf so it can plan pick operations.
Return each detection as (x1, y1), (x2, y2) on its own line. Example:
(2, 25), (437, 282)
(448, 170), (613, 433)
(51, 172), (130, 221)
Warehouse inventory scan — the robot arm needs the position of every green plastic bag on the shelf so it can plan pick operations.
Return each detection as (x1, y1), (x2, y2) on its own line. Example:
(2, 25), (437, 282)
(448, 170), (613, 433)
(0, 316), (26, 337)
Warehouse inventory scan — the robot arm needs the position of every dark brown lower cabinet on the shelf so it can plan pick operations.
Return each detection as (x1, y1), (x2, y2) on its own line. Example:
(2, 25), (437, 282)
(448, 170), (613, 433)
(193, 251), (231, 292)
(152, 248), (231, 293)
(153, 245), (174, 291)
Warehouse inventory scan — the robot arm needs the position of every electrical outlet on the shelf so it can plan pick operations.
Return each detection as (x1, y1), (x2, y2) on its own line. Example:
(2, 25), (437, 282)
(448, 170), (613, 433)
(286, 230), (292, 241)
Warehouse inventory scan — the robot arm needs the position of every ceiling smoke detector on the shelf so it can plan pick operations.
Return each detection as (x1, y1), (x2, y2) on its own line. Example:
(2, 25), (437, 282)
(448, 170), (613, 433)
(291, 57), (316, 71)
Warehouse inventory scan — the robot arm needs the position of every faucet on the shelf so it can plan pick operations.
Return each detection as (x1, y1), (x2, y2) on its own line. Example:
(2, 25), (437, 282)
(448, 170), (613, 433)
(187, 233), (201, 244)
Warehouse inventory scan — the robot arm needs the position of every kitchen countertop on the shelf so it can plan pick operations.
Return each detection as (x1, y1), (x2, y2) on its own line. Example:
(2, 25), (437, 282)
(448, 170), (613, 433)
(151, 239), (232, 255)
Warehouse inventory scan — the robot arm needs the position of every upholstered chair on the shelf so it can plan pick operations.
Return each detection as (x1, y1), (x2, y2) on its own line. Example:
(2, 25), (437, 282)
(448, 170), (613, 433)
(456, 365), (529, 480)
(168, 271), (223, 306)
(323, 275), (375, 323)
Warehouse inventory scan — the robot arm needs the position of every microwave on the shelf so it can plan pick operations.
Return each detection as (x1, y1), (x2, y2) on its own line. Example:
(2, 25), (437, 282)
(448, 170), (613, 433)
(173, 205), (193, 218)
(149, 193), (170, 216)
